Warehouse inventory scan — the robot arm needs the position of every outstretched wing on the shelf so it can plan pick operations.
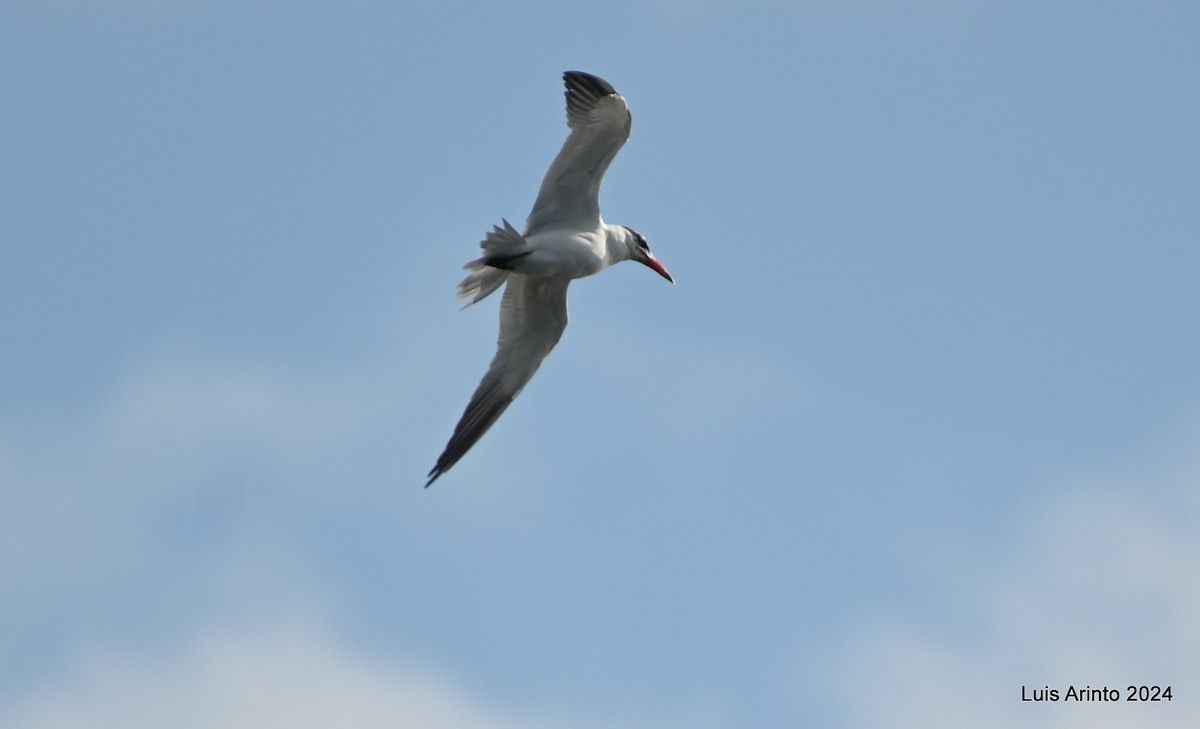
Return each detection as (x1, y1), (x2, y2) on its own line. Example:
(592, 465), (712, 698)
(426, 275), (571, 486)
(524, 71), (632, 236)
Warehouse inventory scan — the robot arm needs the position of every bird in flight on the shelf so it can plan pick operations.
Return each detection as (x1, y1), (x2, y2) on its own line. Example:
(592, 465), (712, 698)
(426, 71), (673, 487)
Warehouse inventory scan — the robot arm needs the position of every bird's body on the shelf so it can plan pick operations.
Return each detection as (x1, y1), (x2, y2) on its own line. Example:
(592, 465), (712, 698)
(427, 71), (673, 487)
(501, 227), (609, 279)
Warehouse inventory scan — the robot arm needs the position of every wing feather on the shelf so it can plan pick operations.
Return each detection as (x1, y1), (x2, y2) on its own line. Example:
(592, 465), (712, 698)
(525, 71), (631, 235)
(426, 275), (570, 486)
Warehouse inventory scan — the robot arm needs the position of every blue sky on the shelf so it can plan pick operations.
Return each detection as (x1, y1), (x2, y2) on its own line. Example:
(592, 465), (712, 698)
(2, 1), (1198, 727)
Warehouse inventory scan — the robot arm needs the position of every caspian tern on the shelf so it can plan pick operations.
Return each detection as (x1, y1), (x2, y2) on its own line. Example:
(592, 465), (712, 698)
(426, 71), (673, 488)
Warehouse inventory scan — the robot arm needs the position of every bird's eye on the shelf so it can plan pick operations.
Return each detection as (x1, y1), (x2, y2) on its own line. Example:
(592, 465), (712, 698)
(636, 235), (649, 250)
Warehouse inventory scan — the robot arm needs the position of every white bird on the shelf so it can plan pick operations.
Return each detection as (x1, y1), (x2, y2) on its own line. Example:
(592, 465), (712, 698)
(426, 71), (673, 487)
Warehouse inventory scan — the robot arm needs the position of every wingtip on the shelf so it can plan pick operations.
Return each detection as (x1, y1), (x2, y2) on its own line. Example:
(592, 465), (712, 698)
(562, 70), (617, 97)
(561, 71), (623, 129)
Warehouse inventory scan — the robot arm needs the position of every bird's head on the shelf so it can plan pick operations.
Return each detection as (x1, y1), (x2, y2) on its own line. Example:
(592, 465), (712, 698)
(622, 226), (674, 283)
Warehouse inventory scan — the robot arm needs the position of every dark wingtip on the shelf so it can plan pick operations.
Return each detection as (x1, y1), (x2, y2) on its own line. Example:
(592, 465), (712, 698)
(425, 466), (441, 488)
(563, 70), (617, 97)
(562, 71), (621, 128)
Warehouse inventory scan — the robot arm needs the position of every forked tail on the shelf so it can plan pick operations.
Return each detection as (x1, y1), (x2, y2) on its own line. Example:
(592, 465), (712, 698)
(457, 219), (528, 305)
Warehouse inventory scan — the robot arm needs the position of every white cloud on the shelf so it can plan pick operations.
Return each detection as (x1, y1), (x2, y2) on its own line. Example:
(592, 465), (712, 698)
(828, 444), (1200, 729)
(0, 350), (387, 594)
(2, 613), (729, 729)
(4, 618), (547, 729)
(0, 344), (729, 729)
(0, 331), (491, 652)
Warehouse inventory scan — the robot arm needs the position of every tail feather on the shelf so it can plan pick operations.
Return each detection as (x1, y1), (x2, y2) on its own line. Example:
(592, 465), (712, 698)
(458, 263), (510, 305)
(480, 219), (526, 258)
(456, 219), (527, 306)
